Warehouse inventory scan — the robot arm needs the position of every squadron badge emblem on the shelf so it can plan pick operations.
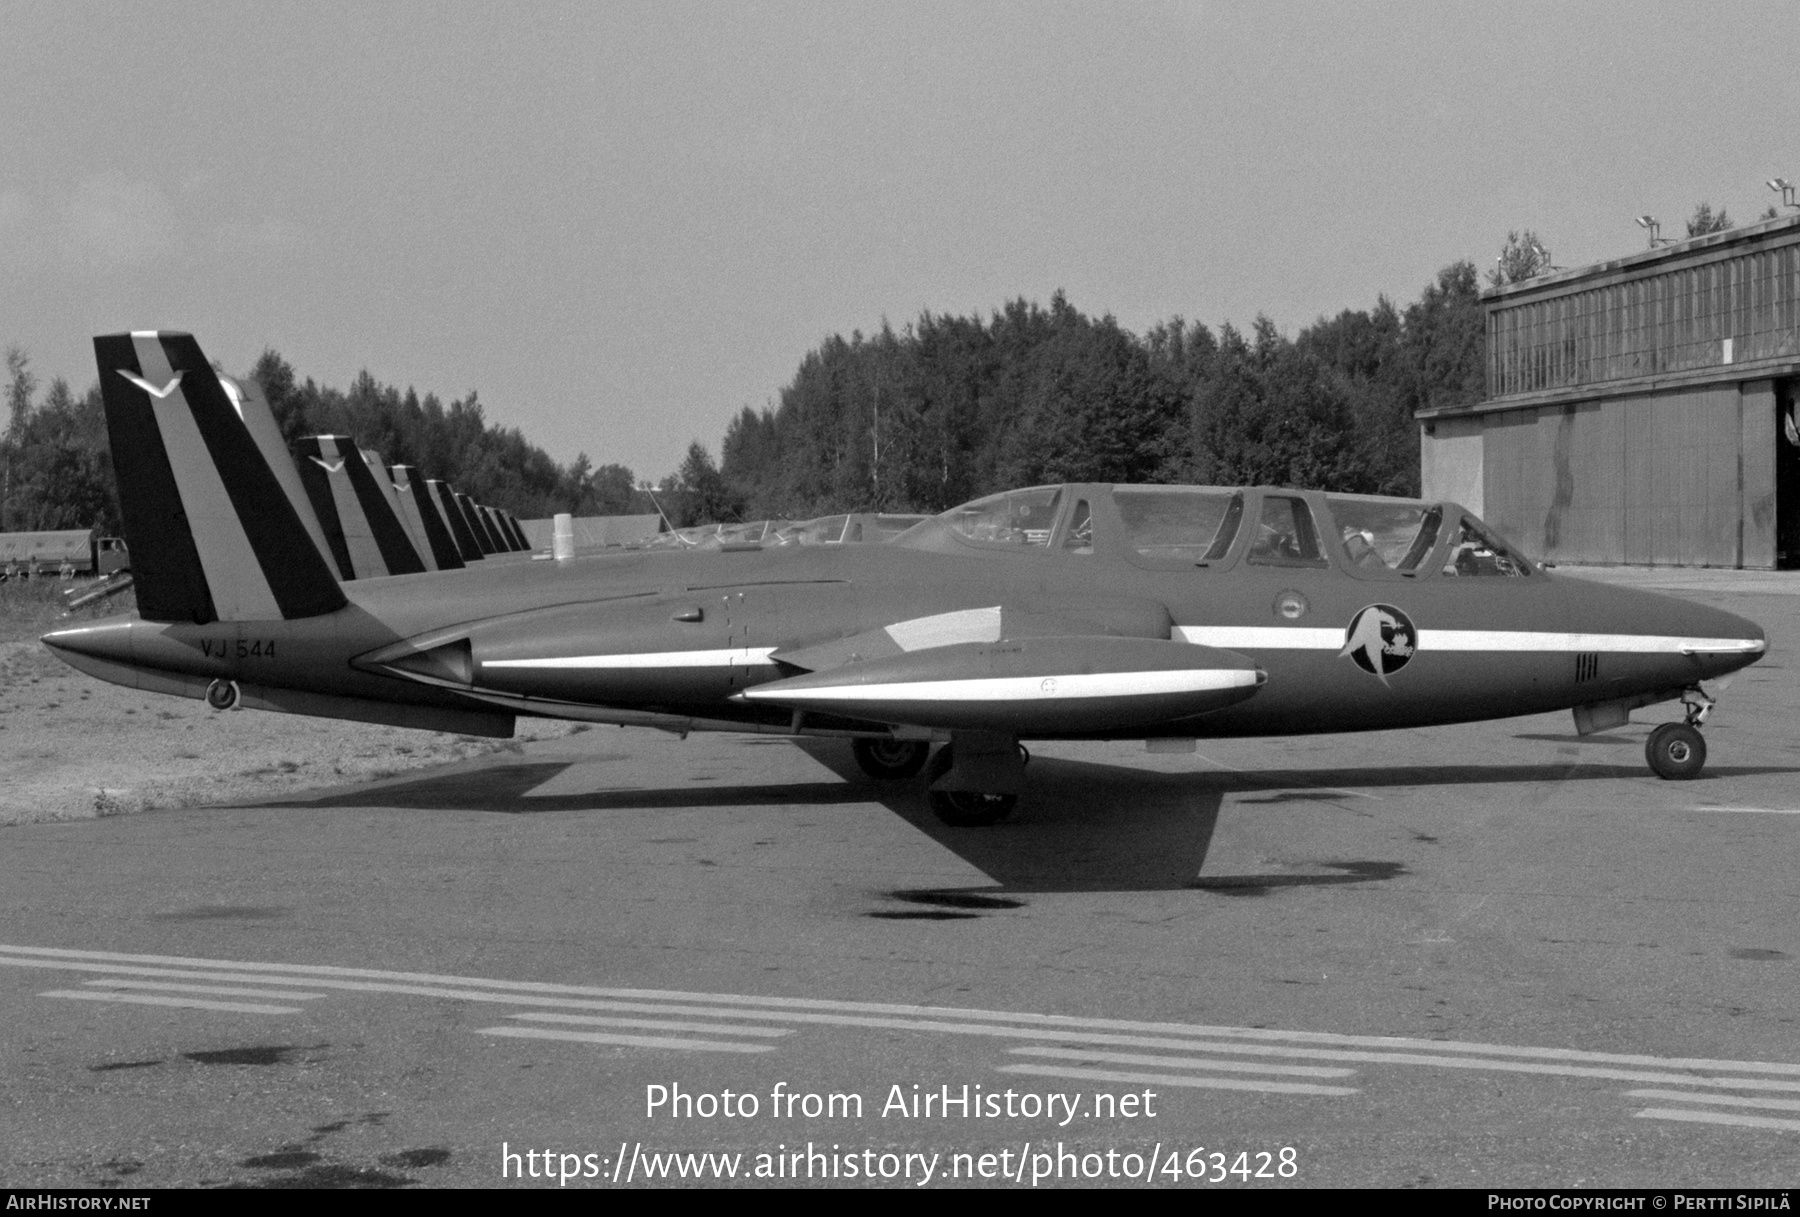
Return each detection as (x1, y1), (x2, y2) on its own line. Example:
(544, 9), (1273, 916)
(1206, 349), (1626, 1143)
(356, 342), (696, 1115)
(1339, 603), (1417, 684)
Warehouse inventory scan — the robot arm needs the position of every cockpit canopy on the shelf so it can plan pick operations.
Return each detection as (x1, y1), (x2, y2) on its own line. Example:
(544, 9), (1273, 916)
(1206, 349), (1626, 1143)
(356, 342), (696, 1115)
(895, 484), (1536, 578)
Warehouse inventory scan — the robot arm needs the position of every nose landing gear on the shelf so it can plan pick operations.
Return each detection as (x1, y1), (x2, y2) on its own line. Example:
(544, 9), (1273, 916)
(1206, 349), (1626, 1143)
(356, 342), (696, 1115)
(1645, 686), (1716, 780)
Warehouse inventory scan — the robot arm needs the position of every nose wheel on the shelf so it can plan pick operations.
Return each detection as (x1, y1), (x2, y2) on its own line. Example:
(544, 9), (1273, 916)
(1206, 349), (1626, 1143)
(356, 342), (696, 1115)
(1645, 721), (1706, 780)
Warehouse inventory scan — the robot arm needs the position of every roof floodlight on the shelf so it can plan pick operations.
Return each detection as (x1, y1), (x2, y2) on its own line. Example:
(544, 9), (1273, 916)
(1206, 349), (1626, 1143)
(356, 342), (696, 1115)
(1634, 215), (1668, 248)
(1769, 178), (1798, 211)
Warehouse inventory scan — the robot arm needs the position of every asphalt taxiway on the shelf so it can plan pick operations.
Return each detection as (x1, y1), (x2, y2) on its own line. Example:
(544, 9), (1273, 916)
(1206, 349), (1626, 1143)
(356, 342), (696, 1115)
(2, 571), (1797, 1189)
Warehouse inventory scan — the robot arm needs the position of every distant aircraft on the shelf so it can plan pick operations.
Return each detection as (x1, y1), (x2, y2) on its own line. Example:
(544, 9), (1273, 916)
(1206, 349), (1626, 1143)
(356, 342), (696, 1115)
(45, 332), (1768, 824)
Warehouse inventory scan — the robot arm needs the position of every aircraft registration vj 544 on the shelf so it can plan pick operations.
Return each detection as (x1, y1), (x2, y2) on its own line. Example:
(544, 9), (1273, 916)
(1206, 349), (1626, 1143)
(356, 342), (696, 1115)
(43, 332), (1770, 825)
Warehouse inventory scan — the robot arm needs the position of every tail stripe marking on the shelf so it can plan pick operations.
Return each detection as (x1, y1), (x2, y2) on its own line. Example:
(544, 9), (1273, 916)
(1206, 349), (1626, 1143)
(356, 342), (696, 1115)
(431, 481), (485, 562)
(294, 437), (357, 579)
(375, 458), (434, 569)
(94, 335), (216, 623)
(225, 374), (336, 571)
(134, 335), (345, 620)
(351, 451), (432, 576)
(317, 437), (389, 578)
(128, 335), (283, 621)
(395, 467), (465, 570)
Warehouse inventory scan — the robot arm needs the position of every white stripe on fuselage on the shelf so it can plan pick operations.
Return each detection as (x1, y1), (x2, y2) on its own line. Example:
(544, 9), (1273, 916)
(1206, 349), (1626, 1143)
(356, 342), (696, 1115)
(483, 647), (778, 670)
(1176, 626), (1763, 655)
(481, 629), (1762, 675)
(740, 669), (1261, 704)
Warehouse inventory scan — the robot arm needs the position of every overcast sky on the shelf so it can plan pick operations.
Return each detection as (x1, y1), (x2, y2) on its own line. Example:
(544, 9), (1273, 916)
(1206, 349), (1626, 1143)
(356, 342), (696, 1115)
(1, 1), (1792, 480)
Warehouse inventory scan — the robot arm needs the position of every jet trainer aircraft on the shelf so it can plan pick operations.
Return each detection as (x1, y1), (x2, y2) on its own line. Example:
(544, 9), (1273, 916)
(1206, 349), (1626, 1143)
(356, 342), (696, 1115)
(43, 332), (1769, 825)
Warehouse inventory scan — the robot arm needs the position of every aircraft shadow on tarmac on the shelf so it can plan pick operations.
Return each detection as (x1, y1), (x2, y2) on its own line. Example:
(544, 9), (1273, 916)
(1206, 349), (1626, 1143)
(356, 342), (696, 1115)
(264, 746), (1800, 896)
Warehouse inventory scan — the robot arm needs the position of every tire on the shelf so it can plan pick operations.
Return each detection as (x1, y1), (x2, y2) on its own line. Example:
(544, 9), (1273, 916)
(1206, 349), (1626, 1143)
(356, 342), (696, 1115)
(929, 789), (1017, 827)
(851, 738), (930, 780)
(922, 744), (1017, 827)
(1646, 722), (1706, 780)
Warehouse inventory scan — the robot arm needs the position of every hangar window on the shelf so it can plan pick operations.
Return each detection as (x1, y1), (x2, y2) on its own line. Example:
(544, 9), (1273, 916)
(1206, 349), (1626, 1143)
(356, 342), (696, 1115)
(943, 487), (1063, 549)
(1114, 487), (1242, 564)
(1441, 517), (1532, 577)
(1325, 497), (1442, 573)
(1246, 496), (1329, 568)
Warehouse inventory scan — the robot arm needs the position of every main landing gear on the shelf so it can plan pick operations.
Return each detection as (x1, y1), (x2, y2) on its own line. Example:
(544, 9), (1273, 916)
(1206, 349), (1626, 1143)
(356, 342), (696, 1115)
(850, 738), (930, 780)
(850, 736), (1023, 827)
(1645, 687), (1714, 781)
(922, 744), (1018, 828)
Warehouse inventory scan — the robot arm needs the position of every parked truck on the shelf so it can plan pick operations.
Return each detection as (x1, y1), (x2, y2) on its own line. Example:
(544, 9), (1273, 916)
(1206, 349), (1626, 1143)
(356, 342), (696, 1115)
(0, 530), (129, 581)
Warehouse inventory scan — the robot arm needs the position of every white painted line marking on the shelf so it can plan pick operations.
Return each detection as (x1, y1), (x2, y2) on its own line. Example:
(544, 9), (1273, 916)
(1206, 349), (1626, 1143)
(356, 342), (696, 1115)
(84, 979), (325, 1001)
(1634, 1107), (1800, 1133)
(1687, 806), (1800, 816)
(40, 990), (301, 1015)
(998, 1063), (1357, 1097)
(1011, 1046), (1356, 1079)
(6, 945), (1800, 1079)
(1234, 788), (1380, 802)
(511, 1013), (792, 1038)
(479, 1026), (774, 1054)
(1627, 1089), (1800, 1113)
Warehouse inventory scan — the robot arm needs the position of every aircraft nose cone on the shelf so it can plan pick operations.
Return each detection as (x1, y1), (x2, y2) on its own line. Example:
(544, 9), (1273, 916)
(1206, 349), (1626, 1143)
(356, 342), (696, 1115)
(1559, 576), (1767, 678)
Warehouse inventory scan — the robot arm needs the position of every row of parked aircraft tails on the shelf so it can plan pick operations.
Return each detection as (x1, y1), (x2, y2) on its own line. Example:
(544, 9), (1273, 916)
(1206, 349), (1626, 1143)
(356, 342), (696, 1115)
(213, 371), (532, 580)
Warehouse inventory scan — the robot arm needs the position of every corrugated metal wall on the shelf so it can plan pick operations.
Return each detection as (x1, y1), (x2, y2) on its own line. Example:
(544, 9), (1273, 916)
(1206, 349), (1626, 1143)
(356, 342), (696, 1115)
(1488, 235), (1800, 397)
(1482, 384), (1758, 567)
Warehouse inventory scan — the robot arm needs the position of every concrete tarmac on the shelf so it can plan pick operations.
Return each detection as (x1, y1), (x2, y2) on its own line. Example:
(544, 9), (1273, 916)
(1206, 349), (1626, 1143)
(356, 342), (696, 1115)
(2, 572), (1797, 1189)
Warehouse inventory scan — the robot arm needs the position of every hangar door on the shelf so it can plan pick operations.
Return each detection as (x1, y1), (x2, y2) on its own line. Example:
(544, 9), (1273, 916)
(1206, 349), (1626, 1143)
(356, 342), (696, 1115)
(1781, 381), (1800, 570)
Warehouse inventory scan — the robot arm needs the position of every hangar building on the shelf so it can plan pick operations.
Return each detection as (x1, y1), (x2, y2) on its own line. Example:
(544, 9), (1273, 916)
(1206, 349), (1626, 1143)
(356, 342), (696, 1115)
(1419, 212), (1800, 568)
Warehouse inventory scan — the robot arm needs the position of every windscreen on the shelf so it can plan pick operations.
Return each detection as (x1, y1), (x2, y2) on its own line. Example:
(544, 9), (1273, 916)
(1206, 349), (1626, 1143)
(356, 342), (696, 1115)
(1441, 516), (1532, 577)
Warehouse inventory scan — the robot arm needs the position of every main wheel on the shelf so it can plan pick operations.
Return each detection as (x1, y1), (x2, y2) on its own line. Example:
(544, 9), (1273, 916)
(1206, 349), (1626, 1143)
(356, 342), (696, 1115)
(1646, 721), (1706, 780)
(852, 738), (930, 780)
(922, 744), (1017, 827)
(929, 789), (1017, 827)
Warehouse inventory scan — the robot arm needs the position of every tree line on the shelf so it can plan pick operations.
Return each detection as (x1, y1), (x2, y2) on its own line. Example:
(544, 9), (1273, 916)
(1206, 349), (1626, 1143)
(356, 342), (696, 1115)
(0, 266), (1487, 537)
(0, 347), (647, 535)
(0, 267), (1500, 541)
(711, 263), (1484, 521)
(37, 212), (1778, 537)
(3, 203), (1769, 538)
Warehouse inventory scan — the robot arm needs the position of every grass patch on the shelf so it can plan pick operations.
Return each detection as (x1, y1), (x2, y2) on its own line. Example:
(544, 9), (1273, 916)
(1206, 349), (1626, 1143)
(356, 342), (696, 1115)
(0, 577), (137, 645)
